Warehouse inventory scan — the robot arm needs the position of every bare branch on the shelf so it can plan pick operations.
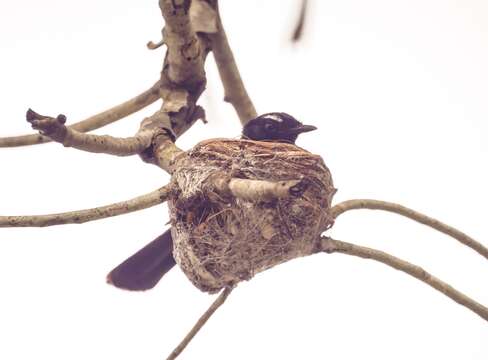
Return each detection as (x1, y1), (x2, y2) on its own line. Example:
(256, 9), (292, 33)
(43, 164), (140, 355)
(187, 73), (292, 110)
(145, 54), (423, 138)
(291, 0), (308, 42)
(166, 286), (234, 360)
(0, 81), (161, 148)
(141, 0), (212, 172)
(321, 237), (488, 322)
(138, 110), (186, 173)
(331, 199), (488, 260)
(209, 1), (257, 124)
(0, 185), (172, 227)
(214, 177), (309, 202)
(153, 133), (185, 173)
(26, 109), (155, 156)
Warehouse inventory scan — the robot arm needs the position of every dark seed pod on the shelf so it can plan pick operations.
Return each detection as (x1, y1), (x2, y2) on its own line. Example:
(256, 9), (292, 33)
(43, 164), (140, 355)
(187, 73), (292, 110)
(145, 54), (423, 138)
(169, 139), (336, 293)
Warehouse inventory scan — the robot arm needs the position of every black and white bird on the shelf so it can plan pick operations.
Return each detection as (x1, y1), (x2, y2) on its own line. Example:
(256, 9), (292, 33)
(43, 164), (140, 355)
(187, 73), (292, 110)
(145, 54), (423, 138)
(242, 112), (316, 143)
(107, 112), (317, 291)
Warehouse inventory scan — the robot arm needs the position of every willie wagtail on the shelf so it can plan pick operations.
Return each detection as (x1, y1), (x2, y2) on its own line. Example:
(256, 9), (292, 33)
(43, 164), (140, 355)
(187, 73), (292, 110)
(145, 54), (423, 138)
(107, 113), (317, 291)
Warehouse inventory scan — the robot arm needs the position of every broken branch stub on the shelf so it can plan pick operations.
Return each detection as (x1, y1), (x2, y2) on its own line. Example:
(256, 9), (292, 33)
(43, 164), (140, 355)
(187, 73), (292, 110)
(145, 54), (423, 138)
(167, 138), (336, 293)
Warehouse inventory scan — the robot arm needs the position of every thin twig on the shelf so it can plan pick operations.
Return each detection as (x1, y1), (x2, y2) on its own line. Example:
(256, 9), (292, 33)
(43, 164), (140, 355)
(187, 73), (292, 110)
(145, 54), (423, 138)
(0, 81), (161, 148)
(331, 199), (488, 260)
(166, 286), (234, 360)
(291, 0), (308, 42)
(321, 237), (488, 322)
(0, 185), (172, 227)
(209, 1), (257, 124)
(147, 38), (165, 50)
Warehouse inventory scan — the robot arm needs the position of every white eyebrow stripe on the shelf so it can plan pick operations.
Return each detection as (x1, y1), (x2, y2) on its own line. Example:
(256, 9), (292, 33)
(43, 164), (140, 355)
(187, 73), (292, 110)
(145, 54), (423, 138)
(262, 114), (283, 122)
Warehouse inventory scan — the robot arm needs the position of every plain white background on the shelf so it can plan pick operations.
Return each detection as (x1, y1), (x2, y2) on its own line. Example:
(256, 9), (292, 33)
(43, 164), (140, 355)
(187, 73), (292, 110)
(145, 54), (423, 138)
(1, 0), (487, 359)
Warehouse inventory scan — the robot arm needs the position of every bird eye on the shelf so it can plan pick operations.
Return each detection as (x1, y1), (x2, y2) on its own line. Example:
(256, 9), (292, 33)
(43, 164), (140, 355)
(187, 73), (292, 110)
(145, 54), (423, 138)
(264, 123), (275, 131)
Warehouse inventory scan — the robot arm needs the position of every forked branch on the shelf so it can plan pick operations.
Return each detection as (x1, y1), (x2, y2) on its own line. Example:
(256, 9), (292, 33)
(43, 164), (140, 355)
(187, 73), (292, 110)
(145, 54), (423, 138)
(26, 109), (156, 156)
(331, 199), (488, 260)
(2, 3), (486, 360)
(141, 0), (213, 172)
(0, 81), (161, 148)
(166, 230), (488, 360)
(0, 185), (172, 227)
(321, 236), (488, 322)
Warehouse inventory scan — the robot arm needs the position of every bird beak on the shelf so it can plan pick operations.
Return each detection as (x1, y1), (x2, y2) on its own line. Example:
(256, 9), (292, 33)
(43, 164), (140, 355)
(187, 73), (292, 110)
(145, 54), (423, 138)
(289, 124), (317, 134)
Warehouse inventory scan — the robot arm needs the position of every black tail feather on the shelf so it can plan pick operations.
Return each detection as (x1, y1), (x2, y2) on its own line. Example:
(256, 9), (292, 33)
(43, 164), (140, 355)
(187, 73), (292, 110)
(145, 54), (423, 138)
(107, 229), (176, 291)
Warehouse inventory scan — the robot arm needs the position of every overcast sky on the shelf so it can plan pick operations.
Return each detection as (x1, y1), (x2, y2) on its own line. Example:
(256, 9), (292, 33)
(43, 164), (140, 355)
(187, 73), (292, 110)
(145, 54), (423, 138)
(1, 1), (487, 359)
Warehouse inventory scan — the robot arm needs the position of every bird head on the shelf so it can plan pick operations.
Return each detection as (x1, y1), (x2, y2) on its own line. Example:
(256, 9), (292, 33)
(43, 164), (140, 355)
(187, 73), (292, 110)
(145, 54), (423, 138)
(242, 112), (317, 144)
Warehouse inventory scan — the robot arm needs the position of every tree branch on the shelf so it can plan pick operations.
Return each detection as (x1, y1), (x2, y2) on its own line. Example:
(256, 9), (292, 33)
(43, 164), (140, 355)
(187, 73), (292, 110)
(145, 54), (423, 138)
(140, 0), (212, 172)
(321, 237), (488, 322)
(139, 109), (186, 173)
(291, 0), (308, 42)
(0, 185), (172, 227)
(331, 199), (488, 260)
(209, 1), (257, 124)
(166, 286), (234, 360)
(26, 109), (156, 156)
(159, 0), (205, 84)
(213, 177), (309, 202)
(0, 81), (161, 148)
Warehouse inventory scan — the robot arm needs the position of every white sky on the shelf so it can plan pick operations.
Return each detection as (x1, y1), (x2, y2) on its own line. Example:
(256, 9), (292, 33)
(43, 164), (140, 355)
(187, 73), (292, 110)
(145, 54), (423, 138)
(1, 0), (487, 359)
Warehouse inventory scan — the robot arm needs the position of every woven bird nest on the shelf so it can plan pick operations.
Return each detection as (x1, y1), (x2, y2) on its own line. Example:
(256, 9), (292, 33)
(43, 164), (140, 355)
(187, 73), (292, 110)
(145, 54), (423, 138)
(169, 139), (335, 293)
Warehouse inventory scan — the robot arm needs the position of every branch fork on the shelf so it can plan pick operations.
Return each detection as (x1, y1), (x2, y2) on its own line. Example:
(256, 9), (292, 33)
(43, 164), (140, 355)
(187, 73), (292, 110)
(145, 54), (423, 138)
(4, 2), (487, 360)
